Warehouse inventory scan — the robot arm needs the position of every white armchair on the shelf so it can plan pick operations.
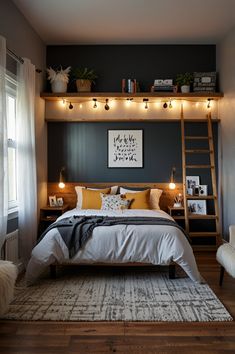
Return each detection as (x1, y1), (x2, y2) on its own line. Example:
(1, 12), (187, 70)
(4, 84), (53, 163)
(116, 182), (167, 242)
(216, 225), (235, 285)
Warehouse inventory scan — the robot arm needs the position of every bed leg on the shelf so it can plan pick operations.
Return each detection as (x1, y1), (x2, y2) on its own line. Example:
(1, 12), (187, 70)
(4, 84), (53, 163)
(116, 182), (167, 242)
(169, 264), (176, 279)
(50, 264), (57, 279)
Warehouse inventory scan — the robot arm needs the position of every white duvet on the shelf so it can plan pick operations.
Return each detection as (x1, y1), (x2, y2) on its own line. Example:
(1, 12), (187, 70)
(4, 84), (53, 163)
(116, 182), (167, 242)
(26, 209), (201, 284)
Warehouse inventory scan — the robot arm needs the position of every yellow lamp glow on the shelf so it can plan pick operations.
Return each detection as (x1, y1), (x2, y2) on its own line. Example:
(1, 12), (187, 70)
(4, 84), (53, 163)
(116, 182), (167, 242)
(58, 167), (65, 189)
(169, 167), (176, 190)
(169, 182), (176, 190)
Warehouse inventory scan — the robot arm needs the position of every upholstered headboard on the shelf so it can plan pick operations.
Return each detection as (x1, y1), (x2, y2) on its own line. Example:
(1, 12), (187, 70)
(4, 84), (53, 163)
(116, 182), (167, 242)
(47, 182), (183, 212)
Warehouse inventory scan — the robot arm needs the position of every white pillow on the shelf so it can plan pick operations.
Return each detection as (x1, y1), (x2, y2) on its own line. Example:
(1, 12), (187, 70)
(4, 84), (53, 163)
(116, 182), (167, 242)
(75, 185), (118, 209)
(101, 194), (132, 210)
(119, 187), (163, 210)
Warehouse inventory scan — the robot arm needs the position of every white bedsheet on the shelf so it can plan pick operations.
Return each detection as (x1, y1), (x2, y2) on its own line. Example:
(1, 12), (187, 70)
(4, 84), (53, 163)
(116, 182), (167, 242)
(26, 209), (201, 284)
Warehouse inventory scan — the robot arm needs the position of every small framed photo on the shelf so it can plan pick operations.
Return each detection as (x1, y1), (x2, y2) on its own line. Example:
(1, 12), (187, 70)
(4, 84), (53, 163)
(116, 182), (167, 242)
(188, 200), (207, 215)
(186, 176), (200, 195)
(57, 197), (64, 207)
(49, 195), (57, 207)
(198, 185), (208, 196)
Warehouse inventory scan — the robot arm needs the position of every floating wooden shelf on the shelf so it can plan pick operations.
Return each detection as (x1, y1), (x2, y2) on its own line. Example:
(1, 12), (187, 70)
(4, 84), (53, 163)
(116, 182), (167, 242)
(189, 232), (219, 237)
(188, 215), (217, 220)
(186, 195), (217, 200)
(41, 92), (223, 101)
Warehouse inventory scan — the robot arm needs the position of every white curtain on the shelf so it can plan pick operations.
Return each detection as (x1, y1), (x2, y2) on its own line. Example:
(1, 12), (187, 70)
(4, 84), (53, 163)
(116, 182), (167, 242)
(0, 35), (8, 253)
(17, 58), (37, 264)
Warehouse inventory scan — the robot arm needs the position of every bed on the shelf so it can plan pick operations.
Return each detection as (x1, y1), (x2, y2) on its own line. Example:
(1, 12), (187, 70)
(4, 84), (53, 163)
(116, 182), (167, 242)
(26, 184), (201, 285)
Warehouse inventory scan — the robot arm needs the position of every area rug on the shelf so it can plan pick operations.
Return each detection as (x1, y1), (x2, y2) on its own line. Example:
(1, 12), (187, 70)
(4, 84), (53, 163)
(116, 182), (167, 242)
(2, 270), (233, 322)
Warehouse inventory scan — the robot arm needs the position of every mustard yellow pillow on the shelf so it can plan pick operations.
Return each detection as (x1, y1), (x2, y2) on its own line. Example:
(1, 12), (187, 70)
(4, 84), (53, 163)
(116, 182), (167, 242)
(81, 188), (111, 209)
(124, 189), (151, 209)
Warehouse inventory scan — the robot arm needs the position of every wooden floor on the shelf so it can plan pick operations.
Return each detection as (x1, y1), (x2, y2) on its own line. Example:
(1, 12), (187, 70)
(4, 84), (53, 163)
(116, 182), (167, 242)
(1, 252), (235, 354)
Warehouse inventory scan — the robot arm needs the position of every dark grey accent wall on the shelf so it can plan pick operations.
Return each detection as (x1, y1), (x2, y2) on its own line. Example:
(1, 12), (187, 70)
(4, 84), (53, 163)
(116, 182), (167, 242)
(48, 121), (218, 184)
(46, 45), (216, 92)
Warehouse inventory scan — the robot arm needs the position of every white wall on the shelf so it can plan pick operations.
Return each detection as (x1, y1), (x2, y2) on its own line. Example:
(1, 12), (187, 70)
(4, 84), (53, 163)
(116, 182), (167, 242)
(217, 26), (235, 239)
(0, 0), (47, 217)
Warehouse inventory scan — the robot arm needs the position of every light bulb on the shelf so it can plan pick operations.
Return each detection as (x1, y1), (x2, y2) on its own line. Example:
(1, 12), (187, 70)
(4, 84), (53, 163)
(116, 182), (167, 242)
(126, 98), (133, 107)
(69, 102), (73, 110)
(58, 182), (65, 189)
(163, 102), (168, 109)
(207, 99), (211, 109)
(105, 99), (110, 110)
(143, 98), (149, 109)
(93, 98), (97, 108)
(169, 182), (176, 190)
(60, 99), (66, 107)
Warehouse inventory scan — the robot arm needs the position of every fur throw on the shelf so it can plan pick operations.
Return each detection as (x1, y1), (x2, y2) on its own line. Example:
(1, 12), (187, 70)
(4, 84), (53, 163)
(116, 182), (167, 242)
(0, 261), (18, 315)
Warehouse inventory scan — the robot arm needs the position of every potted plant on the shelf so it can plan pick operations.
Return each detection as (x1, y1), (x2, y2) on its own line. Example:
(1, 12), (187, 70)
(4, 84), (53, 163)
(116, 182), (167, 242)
(175, 72), (194, 93)
(47, 66), (71, 93)
(72, 67), (98, 92)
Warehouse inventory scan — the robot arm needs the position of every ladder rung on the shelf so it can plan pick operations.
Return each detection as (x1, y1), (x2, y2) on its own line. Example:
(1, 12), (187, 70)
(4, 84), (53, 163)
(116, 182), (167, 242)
(186, 165), (214, 169)
(188, 215), (218, 220)
(185, 136), (209, 140)
(186, 195), (217, 200)
(192, 245), (217, 251)
(189, 232), (219, 237)
(185, 149), (211, 154)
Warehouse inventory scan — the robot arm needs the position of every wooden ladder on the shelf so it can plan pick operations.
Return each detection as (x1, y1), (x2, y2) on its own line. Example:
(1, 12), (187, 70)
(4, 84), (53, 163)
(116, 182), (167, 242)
(181, 104), (221, 248)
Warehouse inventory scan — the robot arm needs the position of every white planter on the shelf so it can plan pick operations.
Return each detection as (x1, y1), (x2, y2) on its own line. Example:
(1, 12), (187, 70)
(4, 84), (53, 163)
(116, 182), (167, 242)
(181, 85), (190, 93)
(51, 80), (67, 93)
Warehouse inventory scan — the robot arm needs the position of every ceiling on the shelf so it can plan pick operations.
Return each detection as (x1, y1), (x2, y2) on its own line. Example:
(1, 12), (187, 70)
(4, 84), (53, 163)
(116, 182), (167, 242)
(13, 0), (235, 45)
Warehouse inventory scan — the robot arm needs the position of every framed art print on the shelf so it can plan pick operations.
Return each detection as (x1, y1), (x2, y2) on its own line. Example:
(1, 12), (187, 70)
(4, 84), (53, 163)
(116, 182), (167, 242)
(108, 129), (143, 168)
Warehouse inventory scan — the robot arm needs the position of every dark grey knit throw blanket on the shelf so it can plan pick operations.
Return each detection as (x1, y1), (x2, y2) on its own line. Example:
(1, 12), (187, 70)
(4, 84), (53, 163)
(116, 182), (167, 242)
(39, 216), (190, 258)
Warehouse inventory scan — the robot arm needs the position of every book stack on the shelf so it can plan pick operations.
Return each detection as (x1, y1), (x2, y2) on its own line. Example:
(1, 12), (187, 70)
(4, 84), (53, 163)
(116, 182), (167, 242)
(153, 79), (174, 92)
(122, 79), (137, 93)
(193, 72), (216, 92)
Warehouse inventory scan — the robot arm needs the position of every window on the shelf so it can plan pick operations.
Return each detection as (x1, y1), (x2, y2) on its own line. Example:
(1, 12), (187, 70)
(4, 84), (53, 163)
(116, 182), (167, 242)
(6, 74), (17, 212)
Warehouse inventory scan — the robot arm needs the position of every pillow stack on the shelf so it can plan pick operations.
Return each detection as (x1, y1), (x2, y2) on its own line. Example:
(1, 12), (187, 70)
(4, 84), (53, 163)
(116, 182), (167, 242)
(75, 185), (162, 210)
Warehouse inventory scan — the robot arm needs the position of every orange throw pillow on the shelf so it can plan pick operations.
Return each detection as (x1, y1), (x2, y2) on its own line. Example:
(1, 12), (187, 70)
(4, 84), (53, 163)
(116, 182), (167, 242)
(81, 188), (111, 209)
(124, 189), (150, 209)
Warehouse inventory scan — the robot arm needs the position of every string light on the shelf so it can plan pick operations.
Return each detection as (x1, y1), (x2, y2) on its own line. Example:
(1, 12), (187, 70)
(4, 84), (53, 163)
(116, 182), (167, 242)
(105, 99), (110, 110)
(59, 98), (66, 107)
(93, 98), (97, 108)
(126, 98), (133, 107)
(207, 98), (212, 109)
(61, 98), (215, 112)
(143, 98), (149, 109)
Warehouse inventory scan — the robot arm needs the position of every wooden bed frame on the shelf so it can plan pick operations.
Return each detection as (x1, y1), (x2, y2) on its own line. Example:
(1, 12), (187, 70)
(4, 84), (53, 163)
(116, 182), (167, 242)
(47, 182), (183, 279)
